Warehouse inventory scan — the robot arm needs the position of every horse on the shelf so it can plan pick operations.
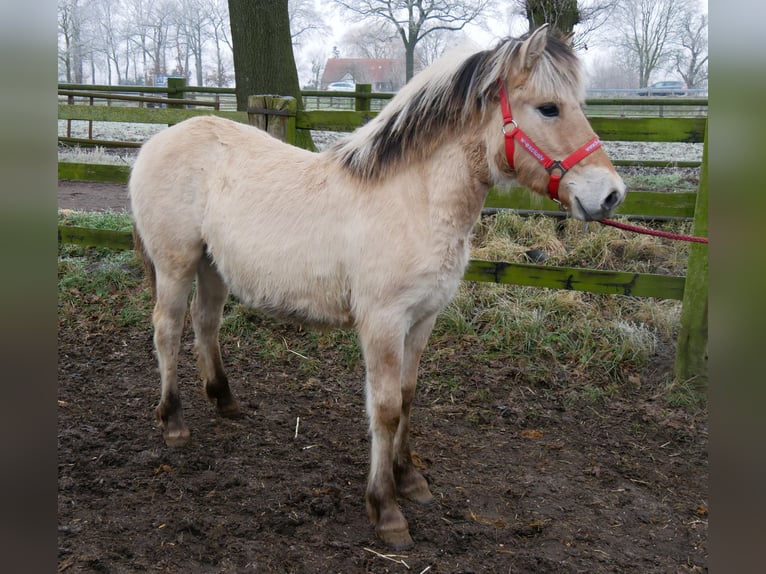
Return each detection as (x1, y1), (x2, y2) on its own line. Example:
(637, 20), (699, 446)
(129, 25), (626, 549)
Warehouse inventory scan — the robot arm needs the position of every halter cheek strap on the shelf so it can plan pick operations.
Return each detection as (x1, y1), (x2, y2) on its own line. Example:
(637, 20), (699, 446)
(498, 80), (602, 203)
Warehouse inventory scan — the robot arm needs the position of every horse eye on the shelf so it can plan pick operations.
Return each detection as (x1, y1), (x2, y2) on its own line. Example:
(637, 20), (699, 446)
(537, 103), (559, 118)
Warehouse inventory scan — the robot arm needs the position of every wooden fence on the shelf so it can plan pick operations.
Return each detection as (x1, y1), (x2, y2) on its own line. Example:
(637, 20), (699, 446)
(57, 84), (708, 387)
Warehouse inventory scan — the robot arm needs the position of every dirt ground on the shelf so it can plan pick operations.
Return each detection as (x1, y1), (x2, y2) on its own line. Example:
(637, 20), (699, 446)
(58, 182), (708, 573)
(58, 180), (132, 212)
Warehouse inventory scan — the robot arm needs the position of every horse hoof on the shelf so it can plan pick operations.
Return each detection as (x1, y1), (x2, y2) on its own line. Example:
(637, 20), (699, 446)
(404, 488), (434, 505)
(374, 507), (414, 550)
(216, 397), (241, 418)
(397, 471), (434, 504)
(163, 427), (191, 447)
(376, 526), (414, 550)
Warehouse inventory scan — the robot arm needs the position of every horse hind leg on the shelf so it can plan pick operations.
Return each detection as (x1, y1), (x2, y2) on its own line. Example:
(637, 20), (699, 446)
(191, 253), (239, 417)
(153, 267), (197, 447)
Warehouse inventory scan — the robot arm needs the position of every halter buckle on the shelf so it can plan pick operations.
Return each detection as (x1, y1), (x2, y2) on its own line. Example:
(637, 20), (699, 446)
(546, 160), (566, 179)
(502, 119), (518, 135)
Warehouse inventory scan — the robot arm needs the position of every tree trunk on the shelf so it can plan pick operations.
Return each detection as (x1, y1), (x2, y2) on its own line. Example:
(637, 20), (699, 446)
(526, 0), (581, 35)
(228, 0), (314, 149)
(403, 36), (416, 82)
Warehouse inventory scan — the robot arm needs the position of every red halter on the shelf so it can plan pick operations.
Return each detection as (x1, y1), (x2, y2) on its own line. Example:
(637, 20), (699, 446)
(498, 80), (602, 203)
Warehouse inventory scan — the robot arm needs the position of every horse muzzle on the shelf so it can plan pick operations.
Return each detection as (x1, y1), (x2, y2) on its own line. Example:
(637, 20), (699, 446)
(563, 167), (627, 222)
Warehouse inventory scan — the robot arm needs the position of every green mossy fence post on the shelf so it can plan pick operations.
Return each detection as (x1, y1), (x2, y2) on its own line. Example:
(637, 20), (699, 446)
(166, 77), (186, 108)
(674, 119), (708, 389)
(166, 77), (186, 128)
(354, 83), (371, 113)
(247, 95), (297, 145)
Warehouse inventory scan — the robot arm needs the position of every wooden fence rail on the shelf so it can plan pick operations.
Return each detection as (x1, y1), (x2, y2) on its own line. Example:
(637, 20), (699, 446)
(57, 90), (708, 387)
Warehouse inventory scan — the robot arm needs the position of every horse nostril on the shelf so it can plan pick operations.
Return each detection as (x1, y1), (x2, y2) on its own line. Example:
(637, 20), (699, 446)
(602, 189), (621, 211)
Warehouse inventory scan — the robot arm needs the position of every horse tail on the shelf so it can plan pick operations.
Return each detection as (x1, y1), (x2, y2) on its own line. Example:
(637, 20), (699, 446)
(132, 222), (157, 300)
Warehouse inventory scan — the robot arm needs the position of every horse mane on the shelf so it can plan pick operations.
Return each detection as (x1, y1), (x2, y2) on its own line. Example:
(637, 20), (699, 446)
(329, 30), (583, 181)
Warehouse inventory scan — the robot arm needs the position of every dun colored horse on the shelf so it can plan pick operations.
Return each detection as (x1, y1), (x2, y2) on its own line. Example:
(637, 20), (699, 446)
(130, 25), (626, 548)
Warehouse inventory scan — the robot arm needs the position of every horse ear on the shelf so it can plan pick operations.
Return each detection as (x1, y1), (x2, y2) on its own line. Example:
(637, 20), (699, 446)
(519, 23), (549, 70)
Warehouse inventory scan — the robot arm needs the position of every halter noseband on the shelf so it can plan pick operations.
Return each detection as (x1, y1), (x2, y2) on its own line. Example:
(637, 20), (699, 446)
(498, 80), (602, 203)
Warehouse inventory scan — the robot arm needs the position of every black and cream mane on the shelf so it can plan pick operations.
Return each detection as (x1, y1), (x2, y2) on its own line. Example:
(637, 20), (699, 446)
(330, 30), (583, 181)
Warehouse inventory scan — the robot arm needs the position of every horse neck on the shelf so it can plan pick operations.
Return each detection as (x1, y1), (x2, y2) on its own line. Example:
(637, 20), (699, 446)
(419, 130), (494, 237)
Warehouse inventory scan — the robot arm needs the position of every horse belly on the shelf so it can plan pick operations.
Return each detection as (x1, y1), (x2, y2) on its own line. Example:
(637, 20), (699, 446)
(236, 281), (354, 329)
(208, 239), (355, 329)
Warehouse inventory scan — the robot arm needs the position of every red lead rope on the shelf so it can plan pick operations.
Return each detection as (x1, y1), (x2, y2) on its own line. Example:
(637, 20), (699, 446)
(599, 219), (708, 244)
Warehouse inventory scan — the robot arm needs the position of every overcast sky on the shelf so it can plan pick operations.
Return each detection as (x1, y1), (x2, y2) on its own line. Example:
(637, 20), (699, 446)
(306, 0), (708, 81)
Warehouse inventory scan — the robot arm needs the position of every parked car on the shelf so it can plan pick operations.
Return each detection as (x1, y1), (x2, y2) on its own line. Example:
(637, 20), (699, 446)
(327, 81), (356, 91)
(636, 81), (687, 96)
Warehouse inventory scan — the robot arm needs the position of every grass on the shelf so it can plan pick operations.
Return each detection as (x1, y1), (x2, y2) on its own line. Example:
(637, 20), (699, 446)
(58, 210), (147, 329)
(621, 172), (698, 192)
(471, 211), (690, 274)
(57, 208), (702, 408)
(58, 144), (136, 166)
(59, 209), (133, 230)
(58, 247), (149, 329)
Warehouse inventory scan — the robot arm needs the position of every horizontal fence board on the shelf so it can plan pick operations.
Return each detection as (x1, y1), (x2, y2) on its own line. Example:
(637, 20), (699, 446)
(614, 191), (697, 218)
(59, 105), (705, 144)
(295, 110), (376, 131)
(589, 117), (706, 143)
(56, 162), (696, 219)
(59, 162), (131, 182)
(465, 259), (685, 300)
(58, 226), (134, 250)
(483, 187), (696, 218)
(60, 137), (142, 148)
(56, 226), (684, 299)
(297, 113), (706, 142)
(58, 103), (247, 124)
(612, 159), (701, 168)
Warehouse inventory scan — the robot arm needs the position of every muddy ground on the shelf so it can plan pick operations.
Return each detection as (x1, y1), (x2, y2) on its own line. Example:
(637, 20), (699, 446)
(58, 182), (708, 573)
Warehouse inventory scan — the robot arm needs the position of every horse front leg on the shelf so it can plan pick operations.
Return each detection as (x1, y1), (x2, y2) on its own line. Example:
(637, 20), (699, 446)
(394, 314), (437, 504)
(359, 323), (412, 549)
(153, 271), (195, 446)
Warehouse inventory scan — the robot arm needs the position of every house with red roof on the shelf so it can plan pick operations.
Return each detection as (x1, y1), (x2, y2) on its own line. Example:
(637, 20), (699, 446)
(321, 58), (406, 92)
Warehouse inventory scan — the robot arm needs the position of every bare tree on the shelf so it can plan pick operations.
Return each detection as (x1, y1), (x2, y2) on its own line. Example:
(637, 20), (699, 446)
(56, 0), (341, 89)
(289, 0), (330, 46)
(335, 20), (460, 86)
(147, 1), (175, 80)
(206, 0), (234, 86)
(586, 49), (637, 89)
(333, 0), (492, 81)
(175, 0), (213, 85)
(58, 0), (87, 82)
(524, 0), (581, 34)
(91, 0), (125, 84)
(610, 0), (692, 88)
(508, 1), (617, 50)
(303, 49), (328, 88)
(123, 0), (154, 83)
(570, 0), (618, 49)
(339, 21), (403, 59)
(415, 27), (468, 69)
(674, 11), (707, 89)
